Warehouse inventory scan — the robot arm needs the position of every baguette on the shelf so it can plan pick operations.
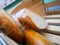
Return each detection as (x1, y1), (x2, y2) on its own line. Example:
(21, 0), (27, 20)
(13, 8), (48, 30)
(42, 33), (60, 45)
(0, 8), (23, 42)
(0, 32), (18, 45)
(46, 25), (60, 34)
(24, 30), (52, 45)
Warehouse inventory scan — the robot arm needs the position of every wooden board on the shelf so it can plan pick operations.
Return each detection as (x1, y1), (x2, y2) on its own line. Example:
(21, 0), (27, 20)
(11, 0), (45, 16)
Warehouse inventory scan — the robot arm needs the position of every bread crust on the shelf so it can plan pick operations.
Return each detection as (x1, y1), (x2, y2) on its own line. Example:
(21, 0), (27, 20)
(0, 9), (23, 42)
(24, 30), (52, 45)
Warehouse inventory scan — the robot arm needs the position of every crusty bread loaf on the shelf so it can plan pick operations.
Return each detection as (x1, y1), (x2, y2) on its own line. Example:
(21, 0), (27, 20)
(46, 25), (60, 34)
(13, 8), (48, 30)
(0, 8), (23, 42)
(42, 33), (60, 45)
(24, 30), (52, 45)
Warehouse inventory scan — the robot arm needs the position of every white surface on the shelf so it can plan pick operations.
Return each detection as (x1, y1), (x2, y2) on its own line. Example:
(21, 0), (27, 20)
(0, 33), (18, 45)
(46, 25), (60, 34)
(46, 19), (60, 24)
(43, 33), (60, 45)
(44, 15), (60, 19)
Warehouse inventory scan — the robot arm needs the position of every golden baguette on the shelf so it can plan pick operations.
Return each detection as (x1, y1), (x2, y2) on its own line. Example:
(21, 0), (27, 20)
(0, 8), (23, 42)
(24, 30), (52, 45)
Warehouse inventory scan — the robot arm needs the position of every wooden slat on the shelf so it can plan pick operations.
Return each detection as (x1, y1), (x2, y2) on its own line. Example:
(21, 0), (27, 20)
(42, 33), (60, 45)
(11, 0), (41, 14)
(46, 25), (60, 34)
(44, 0), (60, 8)
(11, 1), (32, 14)
(46, 11), (60, 15)
(46, 19), (60, 24)
(44, 14), (60, 19)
